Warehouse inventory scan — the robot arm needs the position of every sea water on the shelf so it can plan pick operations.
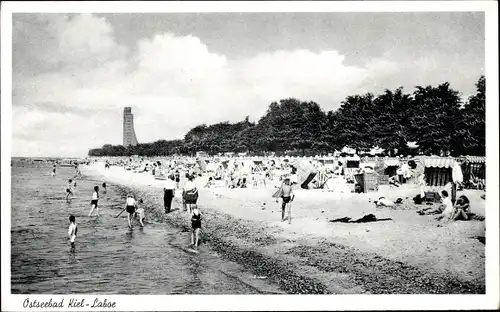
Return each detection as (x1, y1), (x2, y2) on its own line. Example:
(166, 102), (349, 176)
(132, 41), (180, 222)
(10, 164), (282, 294)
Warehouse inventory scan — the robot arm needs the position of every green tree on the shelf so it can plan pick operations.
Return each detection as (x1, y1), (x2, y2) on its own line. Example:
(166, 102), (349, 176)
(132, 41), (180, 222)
(457, 76), (485, 155)
(407, 82), (462, 155)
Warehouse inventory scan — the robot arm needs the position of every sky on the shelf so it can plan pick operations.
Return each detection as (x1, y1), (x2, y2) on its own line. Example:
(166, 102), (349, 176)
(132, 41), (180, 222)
(11, 12), (485, 157)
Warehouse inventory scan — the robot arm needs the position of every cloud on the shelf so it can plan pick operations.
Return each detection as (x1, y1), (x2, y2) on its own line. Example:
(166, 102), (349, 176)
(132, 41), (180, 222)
(11, 13), (480, 157)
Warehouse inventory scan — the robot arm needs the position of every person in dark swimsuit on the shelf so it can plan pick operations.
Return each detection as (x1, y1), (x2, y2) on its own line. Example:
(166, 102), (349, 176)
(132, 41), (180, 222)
(88, 186), (100, 217)
(280, 178), (294, 222)
(190, 207), (202, 249)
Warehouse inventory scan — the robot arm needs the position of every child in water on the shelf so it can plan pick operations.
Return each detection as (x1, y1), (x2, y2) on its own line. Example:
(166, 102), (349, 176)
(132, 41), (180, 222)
(68, 215), (77, 250)
(135, 199), (145, 227)
(65, 179), (74, 201)
(88, 186), (100, 217)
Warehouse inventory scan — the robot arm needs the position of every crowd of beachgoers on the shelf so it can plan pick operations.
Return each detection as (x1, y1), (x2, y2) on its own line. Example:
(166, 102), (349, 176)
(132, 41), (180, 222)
(11, 154), (486, 293)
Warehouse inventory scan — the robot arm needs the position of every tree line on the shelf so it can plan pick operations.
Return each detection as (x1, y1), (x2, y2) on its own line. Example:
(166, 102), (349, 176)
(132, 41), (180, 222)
(88, 76), (485, 157)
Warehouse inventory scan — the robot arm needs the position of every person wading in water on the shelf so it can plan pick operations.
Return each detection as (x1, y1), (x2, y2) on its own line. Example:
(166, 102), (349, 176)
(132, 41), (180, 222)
(65, 179), (74, 201)
(125, 193), (137, 229)
(68, 215), (77, 251)
(88, 186), (100, 217)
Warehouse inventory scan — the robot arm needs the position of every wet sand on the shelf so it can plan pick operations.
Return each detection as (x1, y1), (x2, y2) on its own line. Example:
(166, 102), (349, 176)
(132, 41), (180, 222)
(83, 163), (485, 294)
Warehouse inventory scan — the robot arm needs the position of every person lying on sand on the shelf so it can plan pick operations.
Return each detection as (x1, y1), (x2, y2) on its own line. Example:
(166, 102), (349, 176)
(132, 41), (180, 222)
(374, 197), (395, 208)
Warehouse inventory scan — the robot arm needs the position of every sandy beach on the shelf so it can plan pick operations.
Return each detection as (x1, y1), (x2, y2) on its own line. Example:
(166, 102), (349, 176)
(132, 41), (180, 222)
(83, 162), (486, 294)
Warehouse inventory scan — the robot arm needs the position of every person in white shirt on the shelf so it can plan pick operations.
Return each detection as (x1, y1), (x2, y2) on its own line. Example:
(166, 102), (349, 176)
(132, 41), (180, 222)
(183, 175), (198, 214)
(88, 186), (100, 217)
(436, 190), (454, 221)
(125, 194), (137, 228)
(164, 175), (176, 213)
(68, 215), (77, 251)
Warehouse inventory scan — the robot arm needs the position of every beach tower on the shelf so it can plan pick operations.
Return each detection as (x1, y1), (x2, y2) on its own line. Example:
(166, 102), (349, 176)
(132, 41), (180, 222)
(123, 107), (138, 147)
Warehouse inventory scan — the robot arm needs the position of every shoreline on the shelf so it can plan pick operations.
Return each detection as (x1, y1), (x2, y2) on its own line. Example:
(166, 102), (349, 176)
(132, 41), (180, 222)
(83, 164), (485, 294)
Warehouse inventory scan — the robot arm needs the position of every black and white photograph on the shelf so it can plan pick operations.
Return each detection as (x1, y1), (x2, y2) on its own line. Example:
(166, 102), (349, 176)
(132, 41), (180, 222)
(1, 1), (498, 311)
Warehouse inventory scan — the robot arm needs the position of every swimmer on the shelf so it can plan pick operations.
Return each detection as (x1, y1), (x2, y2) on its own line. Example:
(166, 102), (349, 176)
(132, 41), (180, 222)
(68, 215), (78, 250)
(65, 179), (74, 201)
(88, 186), (100, 217)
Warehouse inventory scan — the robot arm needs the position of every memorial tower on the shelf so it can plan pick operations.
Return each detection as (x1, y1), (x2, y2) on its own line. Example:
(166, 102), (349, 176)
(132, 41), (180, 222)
(123, 107), (138, 147)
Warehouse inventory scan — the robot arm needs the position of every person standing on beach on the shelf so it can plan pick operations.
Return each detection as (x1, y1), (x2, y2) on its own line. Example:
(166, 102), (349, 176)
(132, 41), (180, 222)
(88, 186), (100, 217)
(125, 194), (137, 228)
(279, 178), (295, 222)
(164, 175), (176, 213)
(65, 179), (74, 201)
(68, 215), (78, 251)
(174, 170), (181, 189)
(52, 164), (57, 176)
(190, 206), (202, 249)
(183, 175), (198, 214)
